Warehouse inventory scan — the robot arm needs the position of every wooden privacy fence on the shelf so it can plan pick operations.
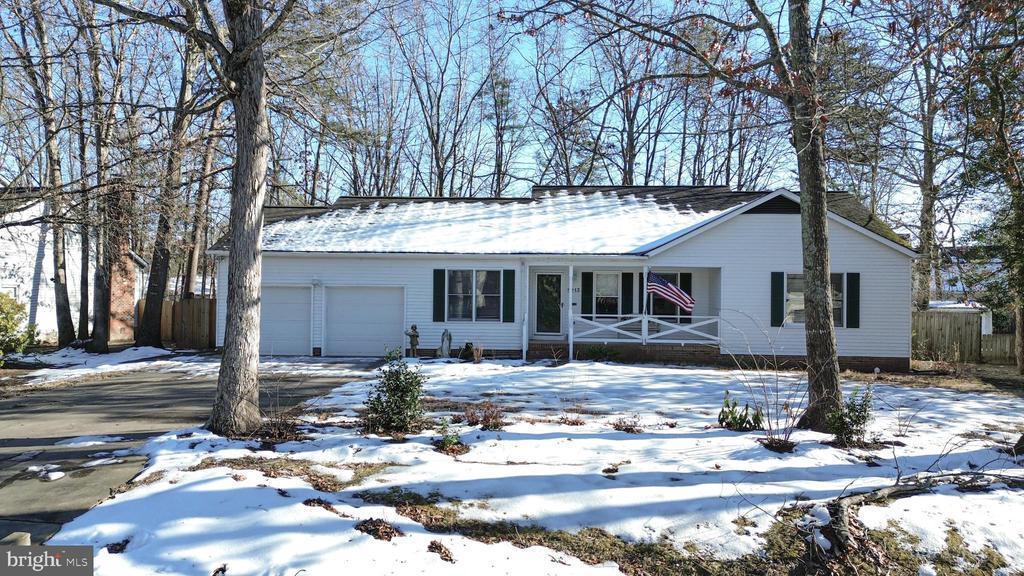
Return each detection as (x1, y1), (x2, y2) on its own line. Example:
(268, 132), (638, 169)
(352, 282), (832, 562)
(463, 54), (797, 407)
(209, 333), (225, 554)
(913, 310), (1018, 364)
(981, 333), (1017, 365)
(137, 297), (216, 349)
(912, 310), (982, 362)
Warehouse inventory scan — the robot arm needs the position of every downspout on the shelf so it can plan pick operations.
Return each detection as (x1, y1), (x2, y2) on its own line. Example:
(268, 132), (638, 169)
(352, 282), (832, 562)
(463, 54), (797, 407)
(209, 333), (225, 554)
(568, 263), (574, 362)
(521, 259), (528, 361)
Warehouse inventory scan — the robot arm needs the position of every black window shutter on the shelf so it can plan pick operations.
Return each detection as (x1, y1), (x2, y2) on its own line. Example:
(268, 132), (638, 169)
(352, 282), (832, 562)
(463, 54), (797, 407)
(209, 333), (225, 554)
(581, 272), (594, 318)
(433, 269), (445, 322)
(621, 273), (634, 314)
(770, 272), (785, 327)
(502, 270), (515, 323)
(638, 273), (644, 313)
(846, 273), (860, 328)
(679, 272), (693, 324)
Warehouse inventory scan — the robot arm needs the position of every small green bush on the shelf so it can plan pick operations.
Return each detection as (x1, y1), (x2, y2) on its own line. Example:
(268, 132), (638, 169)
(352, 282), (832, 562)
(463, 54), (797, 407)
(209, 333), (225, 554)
(364, 349), (426, 435)
(577, 344), (619, 362)
(432, 417), (469, 455)
(0, 293), (32, 363)
(827, 386), (874, 447)
(718, 391), (765, 431)
(436, 418), (460, 449)
(453, 342), (472, 360)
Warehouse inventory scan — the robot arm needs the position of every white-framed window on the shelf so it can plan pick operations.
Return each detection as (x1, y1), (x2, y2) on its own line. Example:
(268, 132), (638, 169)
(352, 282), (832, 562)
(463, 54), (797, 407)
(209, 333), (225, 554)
(447, 269), (501, 322)
(786, 273), (845, 327)
(594, 272), (620, 316)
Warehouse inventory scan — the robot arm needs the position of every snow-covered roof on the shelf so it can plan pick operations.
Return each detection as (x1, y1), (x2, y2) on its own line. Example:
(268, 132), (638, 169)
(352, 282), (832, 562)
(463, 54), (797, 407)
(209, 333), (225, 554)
(254, 191), (744, 255)
(928, 300), (987, 311)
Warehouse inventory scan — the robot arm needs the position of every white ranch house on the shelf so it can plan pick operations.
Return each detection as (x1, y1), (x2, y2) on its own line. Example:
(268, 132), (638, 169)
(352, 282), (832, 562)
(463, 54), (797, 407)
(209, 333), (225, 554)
(210, 186), (916, 372)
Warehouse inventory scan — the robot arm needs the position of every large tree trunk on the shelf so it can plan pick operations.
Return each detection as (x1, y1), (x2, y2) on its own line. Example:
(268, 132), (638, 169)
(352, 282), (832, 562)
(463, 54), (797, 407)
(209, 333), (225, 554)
(42, 104), (75, 349)
(788, 0), (842, 432)
(50, 208), (76, 347)
(207, 0), (271, 436)
(1016, 305), (1023, 375)
(77, 109), (90, 341)
(137, 41), (198, 346)
(1011, 187), (1024, 375)
(89, 183), (110, 353)
(184, 104), (223, 296)
(915, 104), (938, 310)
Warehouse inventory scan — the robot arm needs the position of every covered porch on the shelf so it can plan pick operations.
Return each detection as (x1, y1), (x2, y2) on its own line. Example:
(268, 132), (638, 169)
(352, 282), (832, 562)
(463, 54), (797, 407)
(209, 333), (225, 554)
(523, 263), (722, 359)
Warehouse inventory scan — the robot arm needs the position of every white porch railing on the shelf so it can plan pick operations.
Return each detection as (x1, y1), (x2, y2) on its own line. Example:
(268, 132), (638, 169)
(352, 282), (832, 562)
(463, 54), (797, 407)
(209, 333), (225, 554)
(572, 314), (720, 345)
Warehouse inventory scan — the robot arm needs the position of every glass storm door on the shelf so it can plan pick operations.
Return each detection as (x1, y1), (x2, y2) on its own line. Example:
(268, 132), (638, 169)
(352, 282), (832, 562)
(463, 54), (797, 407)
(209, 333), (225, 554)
(536, 274), (563, 334)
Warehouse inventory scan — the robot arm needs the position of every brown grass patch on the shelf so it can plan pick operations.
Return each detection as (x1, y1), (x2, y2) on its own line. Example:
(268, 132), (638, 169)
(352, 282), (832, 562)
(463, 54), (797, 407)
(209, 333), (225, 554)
(465, 401), (507, 430)
(428, 540), (454, 562)
(303, 497), (351, 518)
(559, 414), (586, 426)
(355, 518), (404, 541)
(601, 460), (631, 477)
(354, 487), (955, 575)
(189, 457), (392, 492)
(610, 415), (643, 434)
(109, 470), (166, 498)
(845, 362), (1024, 398)
(422, 396), (474, 412)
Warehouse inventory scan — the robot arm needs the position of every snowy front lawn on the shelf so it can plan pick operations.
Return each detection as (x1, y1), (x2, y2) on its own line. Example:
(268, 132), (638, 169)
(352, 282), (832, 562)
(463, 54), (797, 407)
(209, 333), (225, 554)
(48, 361), (1024, 575)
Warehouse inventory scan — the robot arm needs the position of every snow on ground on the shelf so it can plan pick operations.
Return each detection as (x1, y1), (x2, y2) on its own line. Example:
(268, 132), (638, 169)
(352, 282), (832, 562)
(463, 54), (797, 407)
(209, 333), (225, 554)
(49, 361), (1024, 575)
(54, 435), (126, 447)
(8, 346), (171, 384)
(859, 482), (1024, 565)
(5, 348), (377, 386)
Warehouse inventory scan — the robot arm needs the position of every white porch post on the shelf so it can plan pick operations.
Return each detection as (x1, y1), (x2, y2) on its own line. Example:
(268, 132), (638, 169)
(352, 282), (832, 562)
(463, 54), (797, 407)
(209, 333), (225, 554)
(567, 263), (574, 362)
(521, 260), (529, 361)
(641, 265), (649, 345)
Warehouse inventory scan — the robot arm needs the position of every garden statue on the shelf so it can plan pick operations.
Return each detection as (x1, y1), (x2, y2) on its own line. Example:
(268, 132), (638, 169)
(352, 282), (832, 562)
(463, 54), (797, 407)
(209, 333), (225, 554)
(438, 329), (452, 358)
(404, 324), (420, 357)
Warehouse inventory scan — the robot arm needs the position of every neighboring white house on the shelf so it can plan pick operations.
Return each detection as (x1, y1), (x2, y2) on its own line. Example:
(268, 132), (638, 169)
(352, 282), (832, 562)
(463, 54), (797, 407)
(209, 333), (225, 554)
(0, 189), (147, 343)
(210, 186), (917, 371)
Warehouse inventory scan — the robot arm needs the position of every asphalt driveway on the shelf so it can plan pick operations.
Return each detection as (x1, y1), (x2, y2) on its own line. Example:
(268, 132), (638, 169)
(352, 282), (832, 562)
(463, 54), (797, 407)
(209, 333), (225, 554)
(0, 360), (374, 543)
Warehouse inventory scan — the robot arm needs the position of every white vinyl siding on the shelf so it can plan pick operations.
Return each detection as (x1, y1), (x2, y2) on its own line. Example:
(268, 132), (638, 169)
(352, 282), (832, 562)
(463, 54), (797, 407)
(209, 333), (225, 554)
(648, 213), (912, 359)
(217, 255), (523, 352)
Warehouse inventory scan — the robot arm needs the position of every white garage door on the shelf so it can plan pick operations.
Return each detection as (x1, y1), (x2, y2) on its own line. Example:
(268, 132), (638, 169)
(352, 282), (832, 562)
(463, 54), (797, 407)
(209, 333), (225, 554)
(259, 286), (312, 356)
(324, 287), (404, 357)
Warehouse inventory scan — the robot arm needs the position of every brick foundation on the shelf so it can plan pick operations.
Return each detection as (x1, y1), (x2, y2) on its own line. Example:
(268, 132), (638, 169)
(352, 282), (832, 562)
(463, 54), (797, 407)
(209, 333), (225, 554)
(527, 341), (910, 374)
(407, 348), (522, 360)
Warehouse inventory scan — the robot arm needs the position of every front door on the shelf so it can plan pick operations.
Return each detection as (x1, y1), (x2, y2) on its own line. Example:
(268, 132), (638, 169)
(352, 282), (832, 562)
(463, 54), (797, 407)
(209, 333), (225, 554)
(536, 273), (563, 335)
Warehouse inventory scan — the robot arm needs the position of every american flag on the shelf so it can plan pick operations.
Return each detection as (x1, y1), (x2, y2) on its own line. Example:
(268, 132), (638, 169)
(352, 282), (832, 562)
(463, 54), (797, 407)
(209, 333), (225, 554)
(646, 271), (695, 313)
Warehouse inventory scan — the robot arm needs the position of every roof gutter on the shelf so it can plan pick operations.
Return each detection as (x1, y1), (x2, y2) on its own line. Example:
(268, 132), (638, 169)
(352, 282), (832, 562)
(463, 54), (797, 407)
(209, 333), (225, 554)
(205, 249), (648, 262)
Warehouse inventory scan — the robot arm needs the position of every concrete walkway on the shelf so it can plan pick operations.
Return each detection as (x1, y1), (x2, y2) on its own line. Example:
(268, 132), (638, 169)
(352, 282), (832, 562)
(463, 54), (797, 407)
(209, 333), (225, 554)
(0, 362), (373, 543)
